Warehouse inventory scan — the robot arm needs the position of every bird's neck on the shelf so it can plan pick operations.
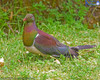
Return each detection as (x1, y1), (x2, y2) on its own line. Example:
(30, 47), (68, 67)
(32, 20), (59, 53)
(26, 20), (39, 31)
(33, 20), (39, 31)
(23, 21), (38, 46)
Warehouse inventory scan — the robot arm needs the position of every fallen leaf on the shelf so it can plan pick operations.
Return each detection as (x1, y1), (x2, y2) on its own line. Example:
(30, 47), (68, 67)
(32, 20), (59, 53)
(54, 59), (61, 64)
(18, 60), (21, 63)
(26, 51), (29, 54)
(0, 57), (4, 67)
(10, 11), (13, 21)
(42, 69), (56, 73)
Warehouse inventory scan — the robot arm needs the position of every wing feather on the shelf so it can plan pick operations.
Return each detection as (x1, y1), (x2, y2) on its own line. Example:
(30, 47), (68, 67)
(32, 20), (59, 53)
(34, 31), (69, 57)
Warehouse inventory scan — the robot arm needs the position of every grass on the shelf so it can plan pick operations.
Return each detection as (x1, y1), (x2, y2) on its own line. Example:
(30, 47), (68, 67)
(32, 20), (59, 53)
(0, 22), (99, 79)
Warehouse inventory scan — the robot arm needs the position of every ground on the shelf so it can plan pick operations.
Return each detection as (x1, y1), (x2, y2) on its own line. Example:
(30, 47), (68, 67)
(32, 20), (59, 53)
(0, 24), (99, 79)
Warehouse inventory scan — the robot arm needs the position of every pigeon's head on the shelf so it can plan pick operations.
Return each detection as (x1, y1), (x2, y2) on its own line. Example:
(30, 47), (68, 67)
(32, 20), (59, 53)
(23, 14), (35, 22)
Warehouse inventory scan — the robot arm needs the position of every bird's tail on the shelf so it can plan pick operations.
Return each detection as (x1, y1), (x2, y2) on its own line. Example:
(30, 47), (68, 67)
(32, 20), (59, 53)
(69, 45), (96, 58)
(75, 45), (96, 50)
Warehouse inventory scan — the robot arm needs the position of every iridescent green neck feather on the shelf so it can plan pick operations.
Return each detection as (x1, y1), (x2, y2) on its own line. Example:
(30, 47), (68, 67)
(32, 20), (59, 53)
(23, 23), (38, 46)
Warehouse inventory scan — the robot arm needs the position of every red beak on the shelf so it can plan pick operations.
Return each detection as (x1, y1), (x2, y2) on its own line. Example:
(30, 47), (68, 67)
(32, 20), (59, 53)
(23, 18), (26, 21)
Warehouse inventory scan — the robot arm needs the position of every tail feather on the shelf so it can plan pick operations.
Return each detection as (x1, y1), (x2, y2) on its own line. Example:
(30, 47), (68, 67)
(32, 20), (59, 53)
(69, 45), (96, 58)
(69, 47), (79, 58)
(76, 45), (96, 50)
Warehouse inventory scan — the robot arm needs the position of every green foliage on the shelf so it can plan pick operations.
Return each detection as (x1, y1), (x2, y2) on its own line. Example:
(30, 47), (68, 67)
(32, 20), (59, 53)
(61, 0), (88, 29)
(32, 1), (47, 12)
(31, 0), (89, 29)
(0, 0), (89, 33)
(0, 8), (9, 29)
(0, 30), (6, 38)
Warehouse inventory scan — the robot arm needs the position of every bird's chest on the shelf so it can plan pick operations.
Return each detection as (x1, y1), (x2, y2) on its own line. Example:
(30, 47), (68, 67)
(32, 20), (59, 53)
(23, 26), (37, 46)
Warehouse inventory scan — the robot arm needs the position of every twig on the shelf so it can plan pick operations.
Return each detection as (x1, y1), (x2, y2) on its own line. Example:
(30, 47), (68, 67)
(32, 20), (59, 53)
(7, 21), (15, 35)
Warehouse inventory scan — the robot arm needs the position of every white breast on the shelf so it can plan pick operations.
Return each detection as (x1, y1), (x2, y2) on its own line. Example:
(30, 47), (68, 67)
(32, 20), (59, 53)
(25, 45), (45, 56)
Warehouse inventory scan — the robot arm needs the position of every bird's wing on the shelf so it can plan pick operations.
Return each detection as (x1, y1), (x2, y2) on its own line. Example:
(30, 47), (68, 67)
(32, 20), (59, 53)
(34, 30), (69, 57)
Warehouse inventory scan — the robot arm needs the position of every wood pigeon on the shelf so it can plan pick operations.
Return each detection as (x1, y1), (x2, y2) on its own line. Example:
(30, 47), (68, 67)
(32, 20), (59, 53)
(23, 14), (96, 58)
